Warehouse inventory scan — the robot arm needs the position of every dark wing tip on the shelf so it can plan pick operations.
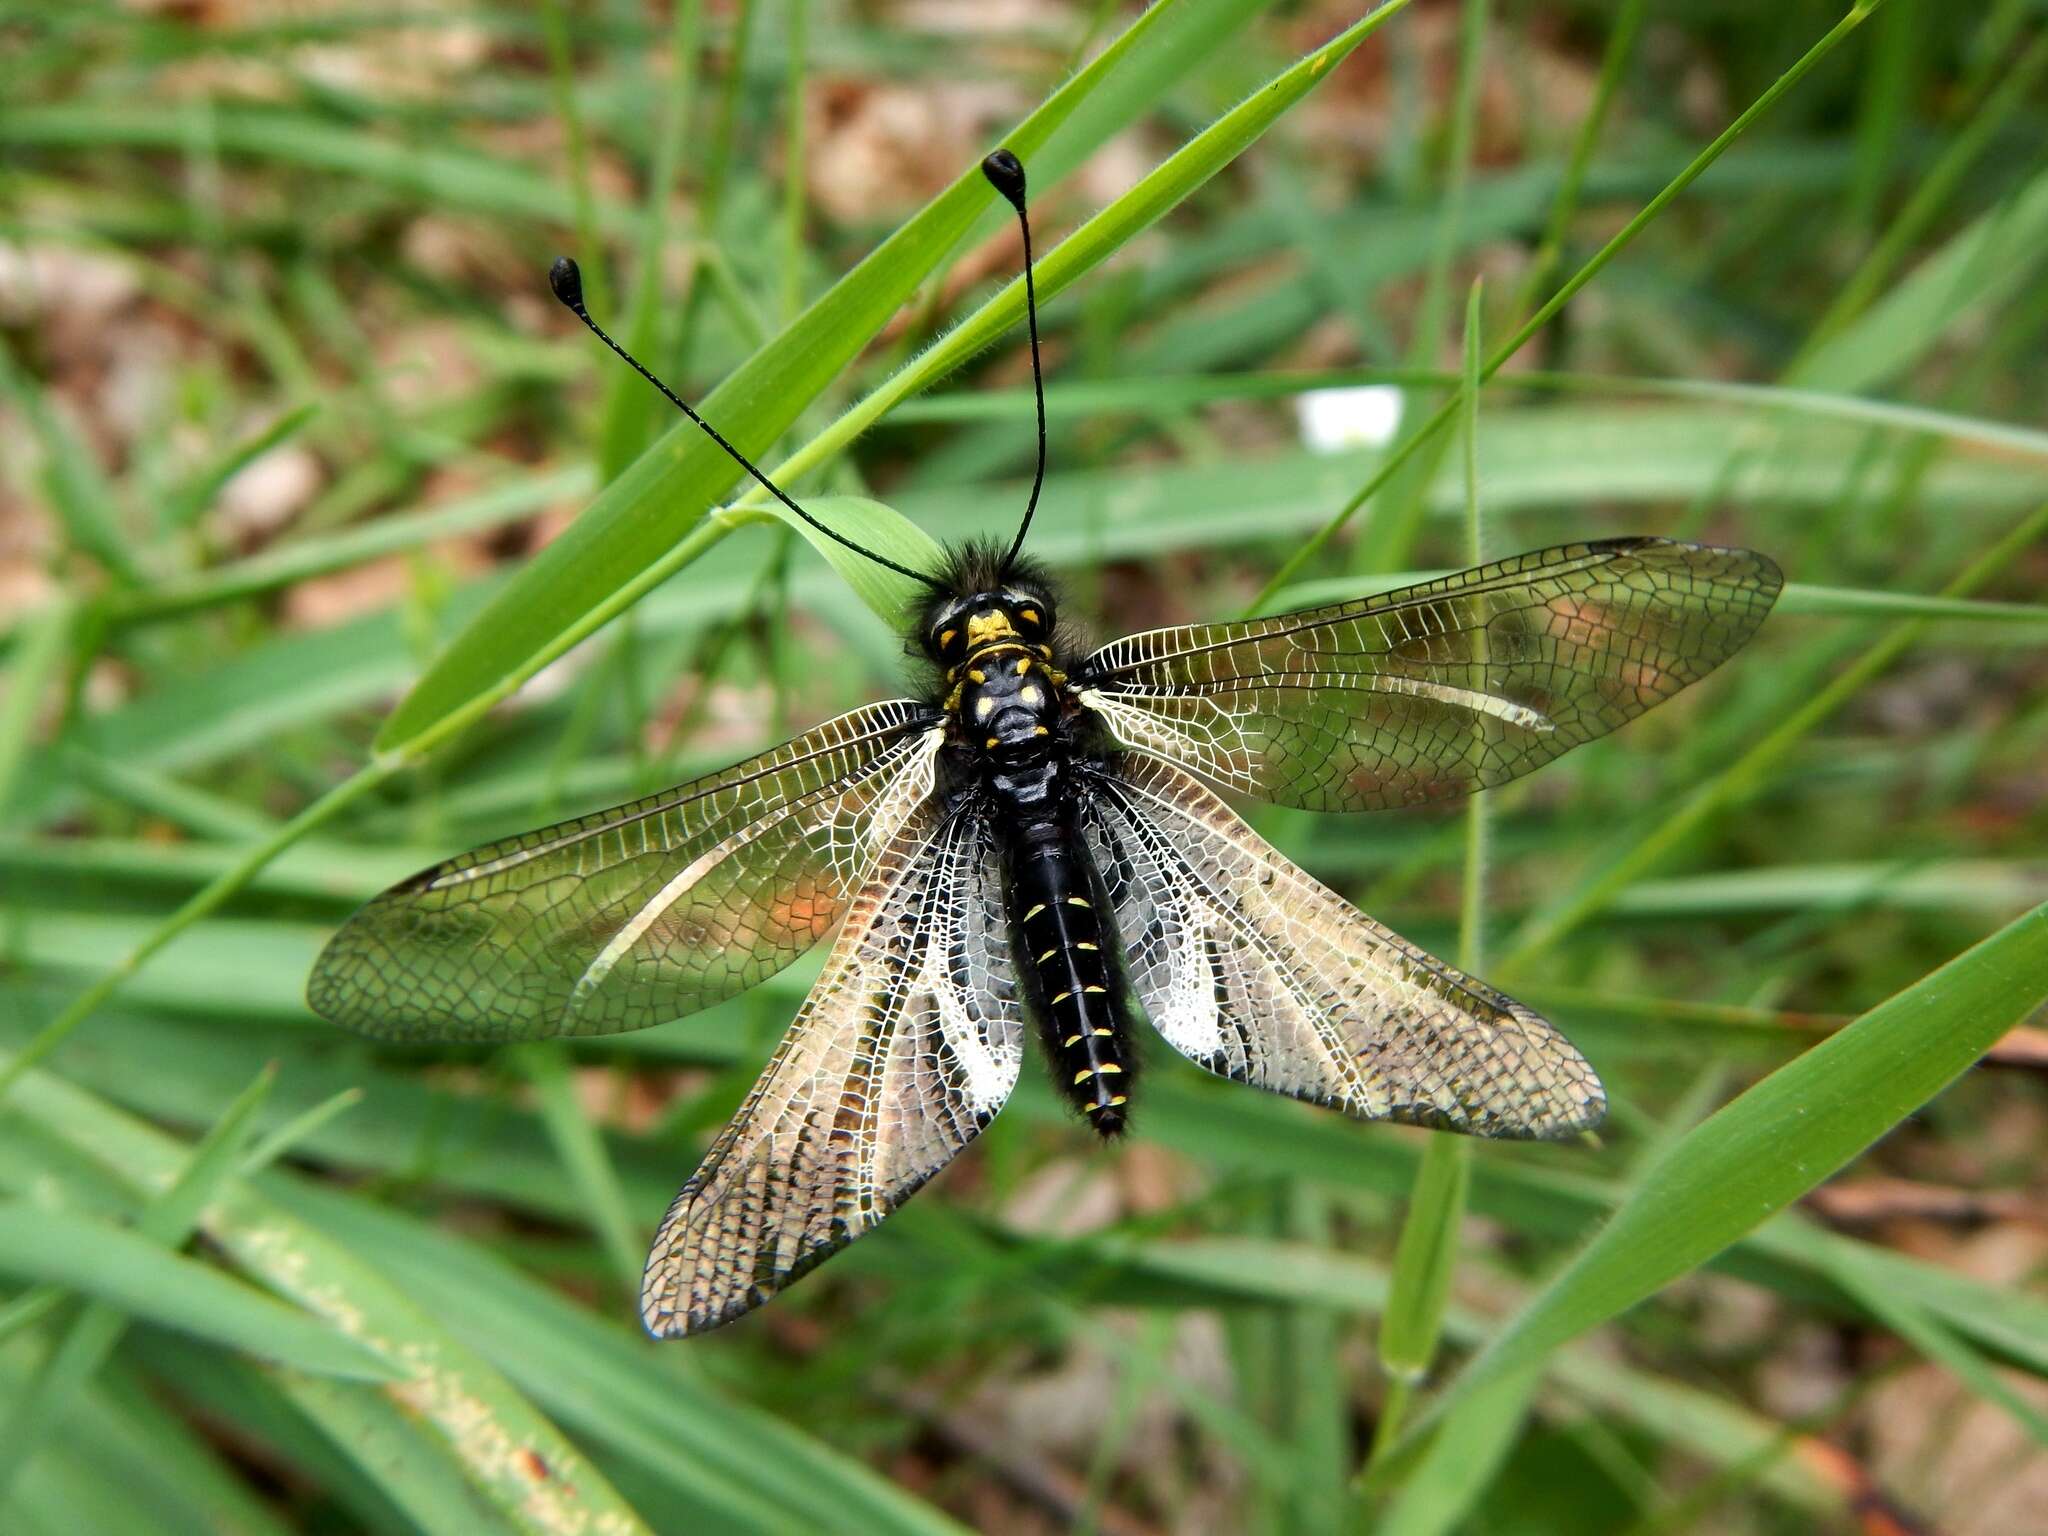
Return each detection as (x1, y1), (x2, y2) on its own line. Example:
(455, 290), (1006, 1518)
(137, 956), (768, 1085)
(1502, 1000), (1607, 1141)
(640, 1285), (765, 1339)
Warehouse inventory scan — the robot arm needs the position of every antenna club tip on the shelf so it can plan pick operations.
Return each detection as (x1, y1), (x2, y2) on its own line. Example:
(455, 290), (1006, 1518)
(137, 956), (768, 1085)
(980, 147), (1027, 208)
(548, 255), (586, 312)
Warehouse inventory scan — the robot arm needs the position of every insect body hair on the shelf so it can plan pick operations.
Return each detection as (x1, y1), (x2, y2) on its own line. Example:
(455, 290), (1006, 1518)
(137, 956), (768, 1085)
(909, 539), (1088, 676)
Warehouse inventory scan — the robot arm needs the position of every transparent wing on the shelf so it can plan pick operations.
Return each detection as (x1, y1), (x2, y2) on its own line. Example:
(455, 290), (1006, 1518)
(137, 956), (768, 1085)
(1083, 753), (1603, 1138)
(306, 700), (945, 1042)
(642, 798), (1024, 1336)
(1076, 538), (1780, 811)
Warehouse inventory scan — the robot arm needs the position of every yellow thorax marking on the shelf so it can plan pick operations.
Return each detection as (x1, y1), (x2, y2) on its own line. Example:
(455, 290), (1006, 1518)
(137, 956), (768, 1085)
(964, 609), (1018, 650)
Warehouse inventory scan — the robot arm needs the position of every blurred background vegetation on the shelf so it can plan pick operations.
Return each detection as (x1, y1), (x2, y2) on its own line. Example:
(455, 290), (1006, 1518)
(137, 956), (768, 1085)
(2, 1), (2046, 1532)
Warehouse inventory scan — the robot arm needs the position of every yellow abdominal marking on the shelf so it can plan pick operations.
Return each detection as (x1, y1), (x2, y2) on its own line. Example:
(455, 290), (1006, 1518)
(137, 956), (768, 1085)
(1066, 896), (1090, 908)
(1092, 1027), (1113, 1037)
(1096, 1062), (1123, 1075)
(1024, 904), (1044, 921)
(1076, 941), (1097, 951)
(1038, 948), (1056, 963)
(1084, 985), (1107, 994)
(1074, 1068), (1094, 1084)
(1052, 991), (1071, 1005)
(1064, 1033), (1082, 1047)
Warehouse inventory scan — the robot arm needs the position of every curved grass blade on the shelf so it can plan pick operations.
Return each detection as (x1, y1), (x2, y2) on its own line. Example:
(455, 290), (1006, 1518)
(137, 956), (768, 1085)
(0, 1205), (397, 1382)
(281, 1177), (971, 1536)
(1394, 897), (2048, 1459)
(1789, 166), (2048, 393)
(728, 5), (1415, 535)
(728, 494), (946, 630)
(0, 1065), (276, 1501)
(1371, 279), (1490, 1462)
(1500, 501), (2048, 965)
(1373, 1368), (1539, 1536)
(4, 1059), (656, 1535)
(275, 1374), (535, 1536)
(374, 0), (1237, 759)
(891, 369), (2048, 463)
(1246, 0), (1896, 612)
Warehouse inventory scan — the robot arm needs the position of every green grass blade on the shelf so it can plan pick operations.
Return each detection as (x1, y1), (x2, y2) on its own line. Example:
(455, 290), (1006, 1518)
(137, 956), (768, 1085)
(274, 1374), (534, 1536)
(537, 0), (609, 322)
(514, 1042), (643, 1293)
(1792, 165), (2048, 391)
(732, 494), (947, 628)
(1806, 28), (2048, 350)
(0, 1065), (275, 1501)
(1500, 501), (2048, 965)
(159, 401), (320, 535)
(1354, 0), (1486, 572)
(779, 0), (810, 326)
(596, 0), (703, 479)
(0, 758), (402, 1102)
(111, 467), (593, 625)
(1372, 1135), (1470, 1407)
(892, 368), (2048, 461)
(1066, 1234), (1846, 1518)
(239, 1087), (365, 1175)
(729, 3), (1414, 530)
(1513, 0), (1645, 312)
(1373, 1367), (1540, 1536)
(1247, 0), (1893, 611)
(0, 1204), (397, 1381)
(0, 341), (138, 585)
(1820, 1249), (2048, 1448)
(0, 595), (74, 826)
(373, 0), (1237, 760)
(1371, 280), (1487, 1467)
(1404, 897), (2048, 1451)
(280, 1177), (972, 1536)
(5, 1059), (657, 1534)
(0, 103), (596, 227)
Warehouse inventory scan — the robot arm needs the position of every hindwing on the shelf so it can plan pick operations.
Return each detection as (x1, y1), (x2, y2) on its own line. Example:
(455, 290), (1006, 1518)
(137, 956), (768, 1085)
(641, 797), (1024, 1335)
(1082, 752), (1603, 1138)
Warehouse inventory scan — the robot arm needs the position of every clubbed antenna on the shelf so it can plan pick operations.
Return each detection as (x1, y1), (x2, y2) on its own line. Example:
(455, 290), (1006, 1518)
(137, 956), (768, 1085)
(548, 256), (943, 592)
(980, 149), (1047, 575)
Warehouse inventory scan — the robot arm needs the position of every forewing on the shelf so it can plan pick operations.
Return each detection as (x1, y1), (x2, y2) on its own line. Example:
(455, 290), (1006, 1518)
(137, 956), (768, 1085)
(641, 798), (1024, 1336)
(1083, 753), (1603, 1139)
(1077, 539), (1780, 811)
(307, 700), (944, 1042)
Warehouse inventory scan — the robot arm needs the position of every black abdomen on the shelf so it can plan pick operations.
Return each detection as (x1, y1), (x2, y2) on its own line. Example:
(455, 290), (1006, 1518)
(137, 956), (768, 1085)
(1007, 822), (1133, 1136)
